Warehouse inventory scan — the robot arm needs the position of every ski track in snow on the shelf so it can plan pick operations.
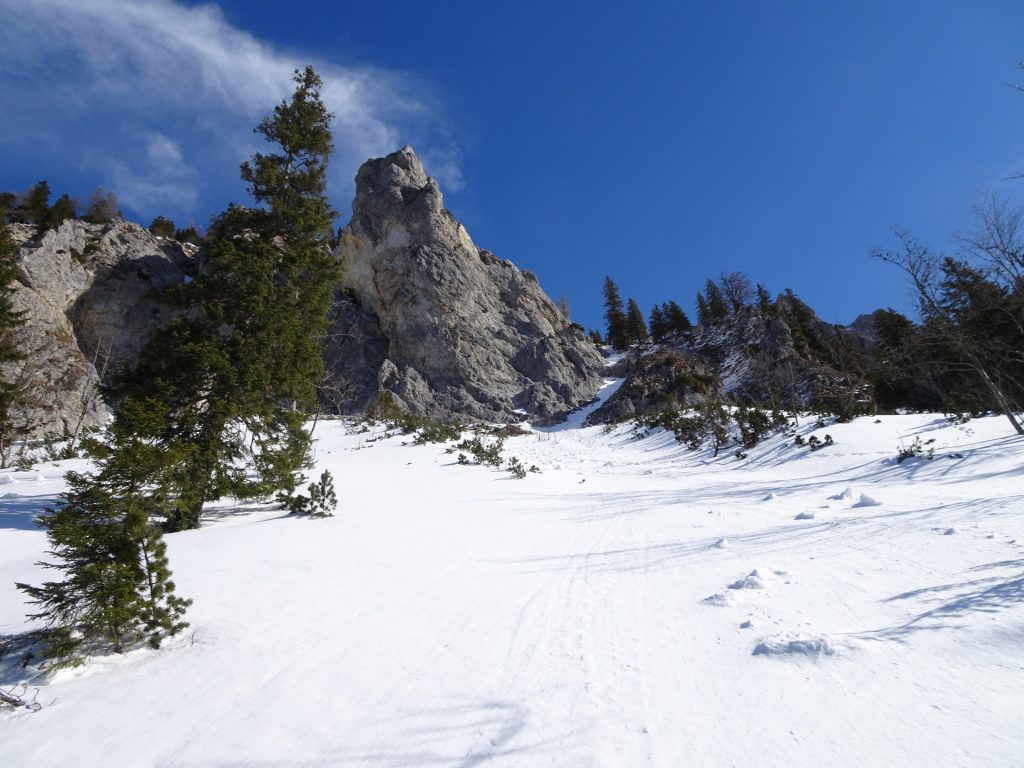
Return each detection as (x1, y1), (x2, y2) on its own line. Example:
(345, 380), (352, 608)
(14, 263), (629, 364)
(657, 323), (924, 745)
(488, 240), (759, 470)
(2, 412), (1024, 766)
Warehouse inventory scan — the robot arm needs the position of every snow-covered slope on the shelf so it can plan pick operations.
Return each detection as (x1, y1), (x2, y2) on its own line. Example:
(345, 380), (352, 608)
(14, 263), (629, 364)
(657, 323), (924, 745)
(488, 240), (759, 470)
(2, 410), (1023, 766)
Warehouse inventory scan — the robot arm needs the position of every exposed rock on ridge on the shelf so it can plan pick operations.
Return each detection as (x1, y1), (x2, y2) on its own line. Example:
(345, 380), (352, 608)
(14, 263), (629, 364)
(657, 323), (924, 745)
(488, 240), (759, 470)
(4, 219), (193, 439)
(328, 146), (605, 423)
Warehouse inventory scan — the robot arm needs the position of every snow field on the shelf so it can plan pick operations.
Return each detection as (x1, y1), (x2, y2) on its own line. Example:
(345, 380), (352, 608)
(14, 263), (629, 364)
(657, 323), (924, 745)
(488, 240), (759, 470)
(1, 410), (1023, 766)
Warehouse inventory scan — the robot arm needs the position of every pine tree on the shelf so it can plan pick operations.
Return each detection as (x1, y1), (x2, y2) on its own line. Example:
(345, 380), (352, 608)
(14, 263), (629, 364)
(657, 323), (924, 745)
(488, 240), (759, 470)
(22, 181), (50, 228)
(648, 305), (667, 343)
(0, 208), (27, 467)
(149, 216), (176, 238)
(603, 276), (630, 350)
(703, 278), (730, 323)
(696, 292), (710, 327)
(626, 298), (648, 344)
(116, 66), (339, 530)
(664, 300), (691, 336)
(44, 193), (77, 231)
(17, 401), (191, 668)
(756, 283), (773, 313)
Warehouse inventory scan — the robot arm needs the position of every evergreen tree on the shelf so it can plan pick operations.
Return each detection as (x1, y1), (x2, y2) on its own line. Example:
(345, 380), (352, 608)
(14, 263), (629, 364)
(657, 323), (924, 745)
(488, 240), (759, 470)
(0, 208), (27, 467)
(17, 401), (191, 669)
(703, 278), (730, 323)
(626, 298), (648, 344)
(23, 181), (50, 228)
(44, 193), (77, 231)
(664, 300), (692, 336)
(695, 292), (710, 327)
(648, 305), (667, 343)
(756, 283), (773, 313)
(149, 216), (176, 238)
(116, 66), (339, 530)
(602, 276), (630, 350)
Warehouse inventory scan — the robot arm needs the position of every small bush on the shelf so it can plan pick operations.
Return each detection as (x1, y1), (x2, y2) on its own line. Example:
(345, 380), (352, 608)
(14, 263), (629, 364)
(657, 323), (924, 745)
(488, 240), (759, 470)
(451, 436), (505, 467)
(897, 436), (933, 464)
(507, 456), (527, 479)
(280, 470), (337, 517)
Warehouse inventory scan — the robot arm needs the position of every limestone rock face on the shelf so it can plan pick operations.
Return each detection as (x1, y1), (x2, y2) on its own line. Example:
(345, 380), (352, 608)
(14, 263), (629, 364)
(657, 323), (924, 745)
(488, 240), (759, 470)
(330, 146), (604, 423)
(5, 219), (193, 438)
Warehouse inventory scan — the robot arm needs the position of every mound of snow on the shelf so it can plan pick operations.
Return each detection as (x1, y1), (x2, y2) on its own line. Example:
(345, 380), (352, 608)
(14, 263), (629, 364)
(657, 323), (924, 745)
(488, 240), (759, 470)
(729, 569), (768, 590)
(711, 537), (729, 549)
(753, 635), (837, 658)
(830, 487), (855, 501)
(853, 493), (882, 508)
(703, 591), (738, 607)
(794, 512), (815, 520)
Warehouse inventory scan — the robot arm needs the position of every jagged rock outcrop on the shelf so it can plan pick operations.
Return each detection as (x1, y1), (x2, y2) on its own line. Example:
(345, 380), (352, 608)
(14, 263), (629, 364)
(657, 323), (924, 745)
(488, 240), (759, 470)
(328, 146), (605, 423)
(4, 219), (194, 439)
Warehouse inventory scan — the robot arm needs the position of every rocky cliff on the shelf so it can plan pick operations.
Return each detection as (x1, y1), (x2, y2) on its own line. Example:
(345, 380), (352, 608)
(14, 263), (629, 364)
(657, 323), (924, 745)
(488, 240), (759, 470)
(327, 146), (605, 424)
(4, 219), (194, 439)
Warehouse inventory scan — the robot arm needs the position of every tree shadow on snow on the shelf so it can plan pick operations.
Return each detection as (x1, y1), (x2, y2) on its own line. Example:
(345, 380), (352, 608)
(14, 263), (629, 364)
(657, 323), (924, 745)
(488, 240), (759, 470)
(0, 492), (56, 532)
(858, 562), (1024, 642)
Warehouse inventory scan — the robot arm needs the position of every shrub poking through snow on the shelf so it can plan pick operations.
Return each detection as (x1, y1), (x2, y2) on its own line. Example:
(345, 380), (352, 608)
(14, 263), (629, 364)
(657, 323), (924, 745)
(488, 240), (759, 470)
(280, 470), (337, 517)
(897, 436), (934, 464)
(450, 436), (505, 467)
(507, 456), (527, 479)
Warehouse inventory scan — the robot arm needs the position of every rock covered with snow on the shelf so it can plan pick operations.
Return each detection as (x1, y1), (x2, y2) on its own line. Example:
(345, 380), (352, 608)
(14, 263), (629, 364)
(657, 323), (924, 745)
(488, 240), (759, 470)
(329, 146), (605, 423)
(5, 218), (194, 437)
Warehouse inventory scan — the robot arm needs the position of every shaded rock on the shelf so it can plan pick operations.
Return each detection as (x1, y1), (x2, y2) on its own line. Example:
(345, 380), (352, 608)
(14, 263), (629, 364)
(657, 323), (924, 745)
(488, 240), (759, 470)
(584, 348), (719, 425)
(4, 218), (193, 438)
(329, 146), (604, 423)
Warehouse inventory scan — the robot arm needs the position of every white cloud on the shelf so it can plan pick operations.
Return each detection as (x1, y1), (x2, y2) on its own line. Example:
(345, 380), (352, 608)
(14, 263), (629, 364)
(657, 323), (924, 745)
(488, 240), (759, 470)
(0, 0), (459, 218)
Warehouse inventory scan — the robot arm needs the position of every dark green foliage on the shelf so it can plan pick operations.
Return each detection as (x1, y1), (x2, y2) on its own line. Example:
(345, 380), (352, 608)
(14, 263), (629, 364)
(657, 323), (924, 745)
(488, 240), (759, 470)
(22, 181), (50, 227)
(648, 305), (667, 343)
(695, 292), (710, 327)
(281, 470), (337, 517)
(44, 194), (77, 231)
(603, 276), (630, 350)
(506, 456), (527, 479)
(452, 436), (504, 466)
(702, 279), (730, 324)
(149, 216), (176, 238)
(626, 298), (648, 344)
(0, 208), (27, 467)
(897, 436), (934, 463)
(114, 66), (340, 531)
(366, 393), (462, 443)
(663, 300), (691, 337)
(756, 283), (773, 313)
(174, 226), (202, 245)
(16, 413), (192, 669)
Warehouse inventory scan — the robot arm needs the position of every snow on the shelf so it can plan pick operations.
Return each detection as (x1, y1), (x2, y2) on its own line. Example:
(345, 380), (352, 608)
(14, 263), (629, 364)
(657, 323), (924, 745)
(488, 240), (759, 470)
(2, 411), (1024, 766)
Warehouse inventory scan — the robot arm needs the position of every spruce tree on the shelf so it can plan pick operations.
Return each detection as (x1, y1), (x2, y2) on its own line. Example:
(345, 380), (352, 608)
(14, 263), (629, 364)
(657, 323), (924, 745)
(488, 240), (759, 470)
(626, 298), (649, 344)
(0, 208), (26, 467)
(649, 305), (667, 343)
(149, 216), (176, 238)
(756, 283), (773, 313)
(664, 300), (691, 336)
(17, 401), (191, 668)
(23, 181), (50, 229)
(44, 193), (77, 231)
(602, 276), (630, 350)
(696, 292), (710, 327)
(116, 66), (339, 530)
(703, 278), (730, 323)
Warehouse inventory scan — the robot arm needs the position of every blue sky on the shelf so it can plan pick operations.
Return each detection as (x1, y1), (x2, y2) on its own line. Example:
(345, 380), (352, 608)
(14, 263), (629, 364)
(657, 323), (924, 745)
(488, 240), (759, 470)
(2, 1), (1023, 331)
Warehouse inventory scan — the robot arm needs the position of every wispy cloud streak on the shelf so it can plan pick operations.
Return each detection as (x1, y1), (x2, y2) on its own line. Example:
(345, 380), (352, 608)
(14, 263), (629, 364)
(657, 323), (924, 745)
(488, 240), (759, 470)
(0, 0), (459, 219)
